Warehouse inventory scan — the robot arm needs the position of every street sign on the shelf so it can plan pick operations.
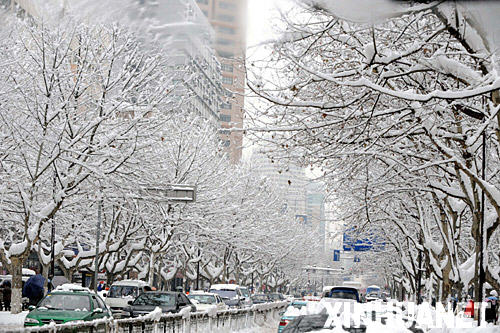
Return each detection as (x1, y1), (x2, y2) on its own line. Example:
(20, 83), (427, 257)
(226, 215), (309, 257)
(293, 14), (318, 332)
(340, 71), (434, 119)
(141, 184), (196, 202)
(333, 250), (340, 262)
(343, 226), (386, 252)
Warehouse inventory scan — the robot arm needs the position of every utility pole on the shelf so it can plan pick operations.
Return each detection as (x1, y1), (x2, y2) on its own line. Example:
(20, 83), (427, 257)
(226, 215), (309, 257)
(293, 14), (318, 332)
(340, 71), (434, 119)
(478, 129), (486, 325)
(196, 248), (200, 290)
(49, 219), (55, 290)
(93, 197), (102, 291)
(417, 232), (423, 305)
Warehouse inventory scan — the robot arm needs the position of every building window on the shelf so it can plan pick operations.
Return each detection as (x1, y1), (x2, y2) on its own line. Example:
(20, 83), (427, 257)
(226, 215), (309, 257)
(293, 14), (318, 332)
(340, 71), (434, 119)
(196, 0), (208, 3)
(218, 50), (234, 58)
(221, 102), (232, 110)
(222, 140), (231, 147)
(217, 14), (234, 22)
(222, 76), (233, 84)
(217, 26), (236, 34)
(216, 38), (235, 46)
(221, 63), (233, 72)
(219, 129), (231, 135)
(220, 114), (231, 122)
(202, 9), (208, 16)
(219, 2), (236, 9)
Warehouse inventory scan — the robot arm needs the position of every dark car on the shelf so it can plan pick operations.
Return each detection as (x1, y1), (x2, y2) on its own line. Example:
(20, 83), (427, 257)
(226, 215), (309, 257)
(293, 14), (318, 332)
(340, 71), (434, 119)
(251, 294), (271, 304)
(268, 293), (285, 301)
(122, 291), (195, 318)
(324, 287), (360, 302)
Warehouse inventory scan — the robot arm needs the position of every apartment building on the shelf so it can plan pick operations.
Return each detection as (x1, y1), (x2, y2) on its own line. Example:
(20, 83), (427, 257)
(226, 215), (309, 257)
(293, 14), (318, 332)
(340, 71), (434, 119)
(195, 0), (247, 163)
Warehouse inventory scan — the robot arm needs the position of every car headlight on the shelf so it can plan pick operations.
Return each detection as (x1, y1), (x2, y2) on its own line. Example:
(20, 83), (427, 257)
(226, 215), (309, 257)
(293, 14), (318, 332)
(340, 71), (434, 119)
(24, 318), (39, 324)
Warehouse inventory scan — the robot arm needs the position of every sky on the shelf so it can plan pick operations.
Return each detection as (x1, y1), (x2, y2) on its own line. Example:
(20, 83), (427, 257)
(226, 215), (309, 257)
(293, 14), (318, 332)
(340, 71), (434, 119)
(247, 0), (286, 50)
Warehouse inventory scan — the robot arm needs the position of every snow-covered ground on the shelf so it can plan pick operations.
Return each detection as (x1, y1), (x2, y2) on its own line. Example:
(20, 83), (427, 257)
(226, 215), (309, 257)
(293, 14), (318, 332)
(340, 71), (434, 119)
(234, 320), (279, 333)
(0, 311), (28, 330)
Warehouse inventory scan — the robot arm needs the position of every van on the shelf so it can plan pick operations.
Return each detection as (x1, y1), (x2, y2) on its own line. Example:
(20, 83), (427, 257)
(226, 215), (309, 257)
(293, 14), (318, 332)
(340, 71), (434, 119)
(104, 280), (151, 317)
(209, 284), (252, 308)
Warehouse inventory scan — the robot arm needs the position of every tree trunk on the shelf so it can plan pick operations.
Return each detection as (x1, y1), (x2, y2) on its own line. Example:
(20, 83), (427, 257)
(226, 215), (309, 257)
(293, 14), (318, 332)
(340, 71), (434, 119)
(10, 257), (23, 314)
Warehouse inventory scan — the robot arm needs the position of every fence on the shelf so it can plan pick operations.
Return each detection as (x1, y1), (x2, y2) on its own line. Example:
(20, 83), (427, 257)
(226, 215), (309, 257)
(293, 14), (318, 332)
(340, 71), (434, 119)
(4, 302), (288, 333)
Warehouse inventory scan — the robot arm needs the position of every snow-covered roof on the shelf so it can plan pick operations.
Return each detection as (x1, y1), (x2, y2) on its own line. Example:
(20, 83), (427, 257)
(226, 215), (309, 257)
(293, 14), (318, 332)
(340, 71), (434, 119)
(111, 279), (149, 287)
(366, 285), (380, 289)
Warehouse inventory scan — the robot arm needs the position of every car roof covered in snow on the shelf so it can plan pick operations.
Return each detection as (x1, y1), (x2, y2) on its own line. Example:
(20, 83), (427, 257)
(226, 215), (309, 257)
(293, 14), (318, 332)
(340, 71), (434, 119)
(209, 284), (241, 290)
(111, 279), (149, 287)
(188, 291), (218, 296)
(54, 284), (93, 293)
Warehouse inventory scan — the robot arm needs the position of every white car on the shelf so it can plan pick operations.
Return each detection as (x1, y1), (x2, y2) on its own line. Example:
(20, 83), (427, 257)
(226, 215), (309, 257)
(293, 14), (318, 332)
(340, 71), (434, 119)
(188, 291), (227, 312)
(209, 284), (252, 308)
(104, 280), (152, 317)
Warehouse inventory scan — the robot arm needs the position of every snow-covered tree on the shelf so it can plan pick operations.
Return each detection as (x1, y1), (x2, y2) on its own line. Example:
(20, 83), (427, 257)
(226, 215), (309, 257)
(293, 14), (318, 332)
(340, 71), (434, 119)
(0, 19), (173, 313)
(247, 1), (500, 301)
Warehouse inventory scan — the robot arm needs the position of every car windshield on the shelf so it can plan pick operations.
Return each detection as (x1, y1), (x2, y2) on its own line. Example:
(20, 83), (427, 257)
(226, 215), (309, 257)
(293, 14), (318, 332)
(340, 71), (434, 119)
(252, 295), (268, 301)
(270, 294), (282, 300)
(328, 289), (358, 300)
(239, 288), (249, 298)
(39, 294), (90, 311)
(108, 285), (139, 298)
(133, 293), (175, 306)
(282, 314), (328, 332)
(188, 295), (216, 304)
(210, 289), (237, 299)
(291, 302), (307, 309)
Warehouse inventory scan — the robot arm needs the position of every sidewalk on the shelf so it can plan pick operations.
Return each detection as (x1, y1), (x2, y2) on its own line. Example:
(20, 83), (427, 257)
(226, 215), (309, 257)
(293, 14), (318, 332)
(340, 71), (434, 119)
(0, 311), (27, 330)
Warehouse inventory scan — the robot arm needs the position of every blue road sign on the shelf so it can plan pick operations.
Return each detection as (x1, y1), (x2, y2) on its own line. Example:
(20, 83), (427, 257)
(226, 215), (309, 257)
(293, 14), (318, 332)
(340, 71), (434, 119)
(333, 250), (340, 261)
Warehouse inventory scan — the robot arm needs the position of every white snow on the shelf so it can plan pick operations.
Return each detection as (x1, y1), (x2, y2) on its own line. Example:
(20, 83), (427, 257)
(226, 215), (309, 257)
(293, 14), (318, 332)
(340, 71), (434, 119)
(0, 311), (28, 329)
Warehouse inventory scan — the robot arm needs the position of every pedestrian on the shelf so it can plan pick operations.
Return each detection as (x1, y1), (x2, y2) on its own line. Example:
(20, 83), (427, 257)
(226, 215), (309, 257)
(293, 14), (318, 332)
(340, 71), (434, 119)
(2, 281), (11, 311)
(485, 290), (498, 324)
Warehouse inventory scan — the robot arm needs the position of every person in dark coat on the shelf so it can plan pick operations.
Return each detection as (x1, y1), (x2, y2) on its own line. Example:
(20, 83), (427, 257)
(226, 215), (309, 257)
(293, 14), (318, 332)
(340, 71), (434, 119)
(485, 290), (498, 324)
(2, 281), (11, 311)
(23, 274), (45, 306)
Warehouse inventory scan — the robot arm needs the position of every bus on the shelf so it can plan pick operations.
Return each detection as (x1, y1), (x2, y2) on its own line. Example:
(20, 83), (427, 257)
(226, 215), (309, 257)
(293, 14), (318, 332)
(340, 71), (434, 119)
(365, 285), (381, 301)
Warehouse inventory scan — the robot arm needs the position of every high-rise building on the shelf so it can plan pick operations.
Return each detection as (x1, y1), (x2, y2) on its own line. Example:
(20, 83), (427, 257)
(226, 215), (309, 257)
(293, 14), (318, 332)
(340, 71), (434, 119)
(250, 150), (307, 217)
(4, 0), (225, 128)
(306, 182), (326, 250)
(194, 0), (247, 163)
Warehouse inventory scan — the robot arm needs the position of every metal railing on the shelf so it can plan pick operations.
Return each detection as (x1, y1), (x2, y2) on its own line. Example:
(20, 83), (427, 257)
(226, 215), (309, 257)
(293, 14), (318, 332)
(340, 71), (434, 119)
(4, 302), (287, 333)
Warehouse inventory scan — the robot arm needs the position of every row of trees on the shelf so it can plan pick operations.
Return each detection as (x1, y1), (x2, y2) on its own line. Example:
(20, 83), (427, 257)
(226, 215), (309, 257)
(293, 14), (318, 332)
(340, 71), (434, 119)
(247, 1), (500, 302)
(0, 17), (323, 313)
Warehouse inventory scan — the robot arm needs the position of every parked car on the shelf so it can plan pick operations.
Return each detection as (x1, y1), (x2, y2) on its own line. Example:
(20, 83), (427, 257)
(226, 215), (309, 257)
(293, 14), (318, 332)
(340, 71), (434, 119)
(24, 284), (111, 326)
(187, 291), (227, 312)
(269, 293), (286, 302)
(251, 293), (271, 304)
(121, 291), (195, 318)
(322, 286), (360, 303)
(278, 300), (308, 333)
(209, 284), (252, 308)
(104, 280), (152, 317)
